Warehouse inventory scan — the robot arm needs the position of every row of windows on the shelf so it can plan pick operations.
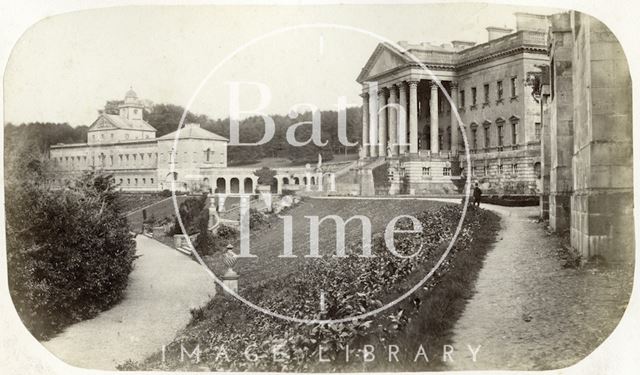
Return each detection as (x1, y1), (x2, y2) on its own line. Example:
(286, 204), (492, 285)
(118, 177), (155, 186)
(470, 164), (519, 176)
(91, 132), (151, 141)
(459, 76), (518, 109)
(52, 176), (154, 186)
(54, 149), (219, 168)
(466, 118), (540, 150)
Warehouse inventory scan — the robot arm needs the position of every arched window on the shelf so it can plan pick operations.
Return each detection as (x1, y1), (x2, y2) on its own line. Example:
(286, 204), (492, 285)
(205, 148), (211, 162)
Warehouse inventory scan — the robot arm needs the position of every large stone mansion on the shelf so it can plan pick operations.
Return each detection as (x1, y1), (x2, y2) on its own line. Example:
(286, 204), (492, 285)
(49, 89), (339, 195)
(356, 12), (550, 195)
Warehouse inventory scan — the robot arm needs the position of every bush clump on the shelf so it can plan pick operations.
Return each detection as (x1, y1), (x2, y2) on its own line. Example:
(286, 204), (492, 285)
(6, 170), (137, 340)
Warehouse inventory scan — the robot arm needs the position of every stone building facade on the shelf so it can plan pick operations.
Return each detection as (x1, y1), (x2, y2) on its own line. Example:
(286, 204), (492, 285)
(49, 89), (257, 193)
(356, 13), (550, 195)
(49, 89), (338, 196)
(546, 12), (633, 262)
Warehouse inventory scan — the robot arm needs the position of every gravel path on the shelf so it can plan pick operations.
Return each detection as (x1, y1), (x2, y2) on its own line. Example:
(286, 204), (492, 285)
(447, 204), (632, 371)
(42, 236), (216, 370)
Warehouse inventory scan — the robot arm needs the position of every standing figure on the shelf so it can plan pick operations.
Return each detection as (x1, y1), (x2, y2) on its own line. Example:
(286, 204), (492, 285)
(473, 183), (483, 207)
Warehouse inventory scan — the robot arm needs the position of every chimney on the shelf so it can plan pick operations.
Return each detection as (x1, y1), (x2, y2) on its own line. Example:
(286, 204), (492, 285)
(515, 12), (550, 32)
(486, 27), (513, 41)
(451, 40), (476, 49)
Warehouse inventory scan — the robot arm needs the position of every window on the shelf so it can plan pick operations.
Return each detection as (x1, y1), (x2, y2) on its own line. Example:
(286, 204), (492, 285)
(497, 124), (504, 147)
(471, 87), (477, 106)
(422, 167), (430, 177)
(150, 178), (154, 184)
(472, 166), (477, 176)
(127, 178), (131, 185)
(512, 164), (518, 174)
(459, 90), (465, 108)
(484, 126), (491, 149)
(399, 168), (406, 177)
(471, 128), (477, 150)
(134, 178), (138, 185)
(443, 167), (451, 176)
(110, 133), (114, 139)
(92, 134), (96, 141)
(483, 84), (490, 104)
(483, 166), (488, 176)
(498, 164), (504, 174)
(511, 121), (518, 144)
(535, 122), (541, 140)
(119, 178), (123, 184)
(125, 133), (130, 139)
(497, 80), (503, 101)
(511, 76), (517, 97)
(142, 178), (146, 184)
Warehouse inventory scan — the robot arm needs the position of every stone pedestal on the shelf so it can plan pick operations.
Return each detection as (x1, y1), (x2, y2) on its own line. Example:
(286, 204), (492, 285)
(222, 269), (239, 294)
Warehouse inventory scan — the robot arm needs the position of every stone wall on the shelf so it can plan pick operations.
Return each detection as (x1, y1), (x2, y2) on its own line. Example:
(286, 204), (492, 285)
(548, 13), (575, 232)
(568, 12), (633, 262)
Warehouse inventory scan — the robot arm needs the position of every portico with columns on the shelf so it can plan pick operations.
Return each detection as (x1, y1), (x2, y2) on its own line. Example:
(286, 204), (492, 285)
(359, 78), (461, 159)
(355, 14), (551, 196)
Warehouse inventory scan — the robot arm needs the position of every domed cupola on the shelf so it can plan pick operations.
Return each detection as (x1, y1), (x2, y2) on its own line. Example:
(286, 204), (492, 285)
(119, 86), (144, 120)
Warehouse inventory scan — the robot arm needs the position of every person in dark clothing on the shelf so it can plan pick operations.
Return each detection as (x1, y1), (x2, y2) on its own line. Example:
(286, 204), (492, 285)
(473, 183), (482, 207)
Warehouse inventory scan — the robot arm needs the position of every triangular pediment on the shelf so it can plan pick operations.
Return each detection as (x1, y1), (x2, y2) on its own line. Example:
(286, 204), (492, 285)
(89, 114), (119, 131)
(357, 43), (410, 83)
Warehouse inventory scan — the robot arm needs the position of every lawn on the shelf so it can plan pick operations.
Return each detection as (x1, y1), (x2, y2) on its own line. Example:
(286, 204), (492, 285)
(120, 198), (500, 372)
(207, 198), (448, 284)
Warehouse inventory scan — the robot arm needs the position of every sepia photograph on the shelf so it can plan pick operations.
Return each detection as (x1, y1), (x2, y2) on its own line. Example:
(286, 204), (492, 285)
(0, 1), (636, 373)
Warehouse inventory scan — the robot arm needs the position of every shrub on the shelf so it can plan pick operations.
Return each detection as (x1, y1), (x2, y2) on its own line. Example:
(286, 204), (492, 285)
(169, 194), (208, 235)
(195, 209), (218, 256)
(216, 224), (239, 241)
(249, 208), (268, 229)
(6, 170), (136, 339)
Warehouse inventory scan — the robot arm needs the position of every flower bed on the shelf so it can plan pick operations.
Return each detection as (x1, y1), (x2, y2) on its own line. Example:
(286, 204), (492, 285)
(120, 203), (499, 371)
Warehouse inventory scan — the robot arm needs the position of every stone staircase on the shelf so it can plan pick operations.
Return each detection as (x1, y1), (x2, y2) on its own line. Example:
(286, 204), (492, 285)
(332, 157), (388, 196)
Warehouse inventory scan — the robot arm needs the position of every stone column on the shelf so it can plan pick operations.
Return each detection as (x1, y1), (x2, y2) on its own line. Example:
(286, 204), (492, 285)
(398, 82), (408, 155)
(450, 81), (459, 154)
(361, 93), (369, 158)
(408, 80), (419, 154)
(368, 86), (378, 157)
(378, 89), (388, 157)
(388, 85), (398, 156)
(430, 81), (440, 154)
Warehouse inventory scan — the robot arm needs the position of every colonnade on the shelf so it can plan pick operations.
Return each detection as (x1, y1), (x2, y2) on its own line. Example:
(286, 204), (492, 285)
(361, 79), (459, 158)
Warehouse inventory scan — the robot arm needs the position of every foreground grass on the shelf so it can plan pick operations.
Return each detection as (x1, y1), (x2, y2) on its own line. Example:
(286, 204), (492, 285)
(119, 201), (500, 372)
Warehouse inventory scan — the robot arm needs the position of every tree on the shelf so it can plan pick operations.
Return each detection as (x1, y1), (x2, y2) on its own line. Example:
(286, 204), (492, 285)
(194, 209), (218, 256)
(253, 166), (277, 186)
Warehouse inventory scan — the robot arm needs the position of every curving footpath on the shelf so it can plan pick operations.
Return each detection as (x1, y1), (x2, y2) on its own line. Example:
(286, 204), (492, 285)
(42, 235), (216, 370)
(445, 203), (632, 370)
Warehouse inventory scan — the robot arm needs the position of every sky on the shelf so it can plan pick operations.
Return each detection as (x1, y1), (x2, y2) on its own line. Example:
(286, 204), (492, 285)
(4, 3), (560, 127)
